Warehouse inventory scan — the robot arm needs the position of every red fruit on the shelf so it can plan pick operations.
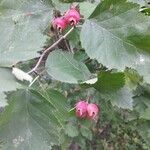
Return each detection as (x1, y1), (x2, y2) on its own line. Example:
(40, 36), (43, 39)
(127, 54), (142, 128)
(75, 101), (88, 118)
(51, 17), (67, 31)
(87, 103), (99, 120)
(64, 6), (80, 26)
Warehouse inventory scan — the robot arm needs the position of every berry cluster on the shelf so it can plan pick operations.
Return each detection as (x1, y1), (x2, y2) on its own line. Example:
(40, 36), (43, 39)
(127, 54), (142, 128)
(51, 5), (80, 32)
(75, 100), (99, 120)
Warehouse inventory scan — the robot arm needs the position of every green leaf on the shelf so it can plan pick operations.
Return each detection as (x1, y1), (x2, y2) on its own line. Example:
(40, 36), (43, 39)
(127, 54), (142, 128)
(0, 93), (6, 108)
(133, 85), (150, 120)
(81, 71), (125, 92)
(125, 68), (143, 89)
(133, 95), (148, 115)
(0, 68), (21, 107)
(80, 0), (150, 72)
(80, 125), (92, 140)
(0, 0), (53, 67)
(65, 123), (79, 138)
(81, 71), (133, 109)
(51, 0), (69, 12)
(79, 2), (97, 19)
(135, 59), (150, 83)
(0, 89), (64, 149)
(128, 0), (147, 6)
(137, 121), (150, 147)
(141, 108), (150, 120)
(66, 28), (80, 49)
(74, 50), (89, 62)
(46, 50), (92, 83)
(94, 71), (125, 92)
(105, 87), (133, 110)
(40, 89), (70, 124)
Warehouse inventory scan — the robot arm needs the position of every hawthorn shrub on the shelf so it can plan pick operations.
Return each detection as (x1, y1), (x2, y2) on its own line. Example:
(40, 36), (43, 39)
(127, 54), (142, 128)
(0, 0), (150, 150)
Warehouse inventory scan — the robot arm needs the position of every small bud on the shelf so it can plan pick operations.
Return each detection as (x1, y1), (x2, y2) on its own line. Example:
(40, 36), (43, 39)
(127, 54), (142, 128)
(75, 100), (88, 118)
(64, 6), (80, 26)
(51, 17), (67, 31)
(87, 103), (99, 120)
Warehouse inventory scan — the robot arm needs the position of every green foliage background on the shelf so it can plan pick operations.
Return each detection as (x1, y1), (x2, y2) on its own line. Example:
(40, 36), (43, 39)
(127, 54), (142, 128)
(0, 0), (150, 149)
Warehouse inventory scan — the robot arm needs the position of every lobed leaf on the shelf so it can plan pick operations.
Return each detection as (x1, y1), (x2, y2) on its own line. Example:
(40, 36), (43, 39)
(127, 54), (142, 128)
(0, 0), (53, 67)
(0, 89), (68, 149)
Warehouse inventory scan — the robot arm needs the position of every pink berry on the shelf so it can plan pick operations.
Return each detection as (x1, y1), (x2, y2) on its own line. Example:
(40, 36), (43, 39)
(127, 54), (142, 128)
(87, 103), (99, 120)
(75, 101), (88, 118)
(64, 6), (80, 26)
(51, 17), (67, 31)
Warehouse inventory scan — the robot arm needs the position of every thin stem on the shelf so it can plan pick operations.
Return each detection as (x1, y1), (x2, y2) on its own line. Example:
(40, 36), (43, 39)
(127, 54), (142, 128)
(28, 75), (40, 87)
(86, 95), (91, 103)
(68, 107), (75, 112)
(28, 26), (74, 74)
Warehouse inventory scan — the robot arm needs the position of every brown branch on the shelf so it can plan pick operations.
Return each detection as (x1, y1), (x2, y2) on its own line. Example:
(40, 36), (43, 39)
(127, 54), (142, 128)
(28, 27), (74, 74)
